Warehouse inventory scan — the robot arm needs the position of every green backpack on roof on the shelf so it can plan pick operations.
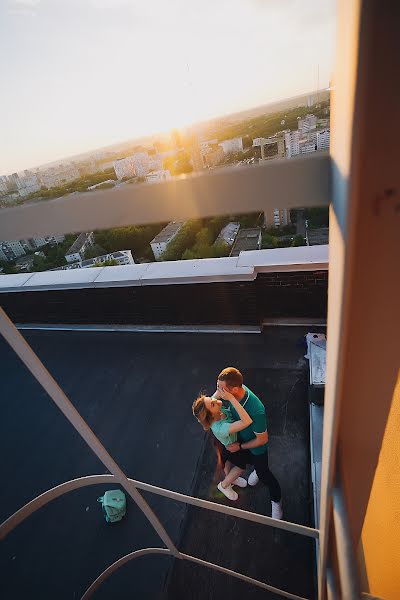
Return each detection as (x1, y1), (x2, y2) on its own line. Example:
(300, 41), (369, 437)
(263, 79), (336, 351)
(97, 489), (126, 523)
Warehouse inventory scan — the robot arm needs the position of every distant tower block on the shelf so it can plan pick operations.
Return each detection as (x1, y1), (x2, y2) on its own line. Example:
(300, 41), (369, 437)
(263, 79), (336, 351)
(260, 137), (285, 161)
(264, 208), (291, 228)
(186, 131), (204, 172)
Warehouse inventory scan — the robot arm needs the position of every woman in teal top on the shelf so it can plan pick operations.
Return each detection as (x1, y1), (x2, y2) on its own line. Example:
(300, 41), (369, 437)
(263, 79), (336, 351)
(192, 386), (253, 501)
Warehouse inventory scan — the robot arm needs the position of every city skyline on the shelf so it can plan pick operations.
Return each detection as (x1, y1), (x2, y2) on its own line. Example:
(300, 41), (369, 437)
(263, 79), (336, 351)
(1, 0), (336, 174)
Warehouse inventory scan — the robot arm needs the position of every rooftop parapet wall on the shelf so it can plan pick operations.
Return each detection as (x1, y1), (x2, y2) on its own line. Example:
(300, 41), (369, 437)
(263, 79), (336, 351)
(0, 247), (328, 327)
(0, 246), (328, 293)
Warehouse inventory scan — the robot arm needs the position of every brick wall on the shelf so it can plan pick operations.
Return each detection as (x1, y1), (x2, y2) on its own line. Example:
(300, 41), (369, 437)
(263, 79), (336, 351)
(256, 271), (328, 318)
(0, 270), (328, 326)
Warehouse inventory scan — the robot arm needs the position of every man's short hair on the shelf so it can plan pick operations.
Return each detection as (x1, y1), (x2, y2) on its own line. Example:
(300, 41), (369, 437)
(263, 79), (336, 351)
(218, 367), (243, 388)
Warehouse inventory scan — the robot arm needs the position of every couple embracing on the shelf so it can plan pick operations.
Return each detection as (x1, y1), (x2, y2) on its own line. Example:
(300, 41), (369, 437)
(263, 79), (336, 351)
(192, 367), (283, 520)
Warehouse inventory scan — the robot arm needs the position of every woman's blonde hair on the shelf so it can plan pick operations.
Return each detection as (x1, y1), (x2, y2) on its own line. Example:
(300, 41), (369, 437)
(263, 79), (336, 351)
(192, 395), (213, 431)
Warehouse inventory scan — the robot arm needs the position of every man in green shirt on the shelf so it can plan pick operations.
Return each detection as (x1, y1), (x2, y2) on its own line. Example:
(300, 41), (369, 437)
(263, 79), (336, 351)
(214, 366), (283, 520)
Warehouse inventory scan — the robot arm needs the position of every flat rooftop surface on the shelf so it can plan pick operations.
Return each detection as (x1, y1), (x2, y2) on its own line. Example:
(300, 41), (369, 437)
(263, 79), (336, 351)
(230, 228), (261, 257)
(0, 328), (320, 599)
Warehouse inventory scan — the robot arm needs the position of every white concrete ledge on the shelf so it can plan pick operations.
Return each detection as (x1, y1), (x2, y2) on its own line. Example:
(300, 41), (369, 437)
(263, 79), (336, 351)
(140, 257), (255, 286)
(0, 273), (36, 292)
(0, 246), (329, 293)
(237, 245), (329, 271)
(91, 264), (151, 288)
(18, 268), (102, 291)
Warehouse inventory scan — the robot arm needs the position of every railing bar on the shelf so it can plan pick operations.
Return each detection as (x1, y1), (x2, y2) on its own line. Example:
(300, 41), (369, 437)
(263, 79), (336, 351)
(0, 153), (330, 241)
(0, 475), (115, 539)
(332, 479), (361, 599)
(81, 546), (311, 600)
(0, 306), (179, 557)
(138, 477), (319, 538)
(81, 548), (172, 599)
(326, 565), (339, 600)
(0, 474), (319, 541)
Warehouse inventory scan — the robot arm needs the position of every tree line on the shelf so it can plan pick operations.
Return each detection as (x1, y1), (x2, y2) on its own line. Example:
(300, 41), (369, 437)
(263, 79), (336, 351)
(17, 169), (117, 204)
(202, 101), (330, 149)
(161, 214), (263, 261)
(95, 223), (166, 261)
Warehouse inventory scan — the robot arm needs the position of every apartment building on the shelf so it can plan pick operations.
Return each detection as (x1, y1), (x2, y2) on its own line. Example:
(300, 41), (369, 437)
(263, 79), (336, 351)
(65, 232), (95, 263)
(264, 208), (291, 228)
(150, 221), (185, 260)
(219, 137), (243, 155)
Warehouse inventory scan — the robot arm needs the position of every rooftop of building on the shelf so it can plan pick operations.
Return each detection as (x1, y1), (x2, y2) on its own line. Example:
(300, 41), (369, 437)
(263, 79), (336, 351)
(80, 250), (131, 268)
(230, 227), (261, 257)
(49, 251), (132, 271)
(215, 222), (240, 245)
(65, 231), (92, 255)
(0, 325), (323, 599)
(150, 221), (186, 245)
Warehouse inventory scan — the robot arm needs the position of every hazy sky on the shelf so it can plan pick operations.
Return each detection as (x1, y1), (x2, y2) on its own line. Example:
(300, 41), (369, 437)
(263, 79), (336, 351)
(0, 0), (336, 173)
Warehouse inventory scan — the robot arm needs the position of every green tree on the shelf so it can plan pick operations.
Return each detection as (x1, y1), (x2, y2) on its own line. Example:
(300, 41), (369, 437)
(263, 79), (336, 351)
(31, 255), (48, 272)
(161, 220), (203, 261)
(194, 227), (213, 247)
(91, 259), (118, 267)
(17, 168), (118, 205)
(262, 234), (278, 249)
(182, 249), (197, 260)
(292, 234), (306, 247)
(0, 260), (18, 274)
(95, 223), (166, 259)
(84, 244), (107, 260)
(277, 238), (292, 248)
(265, 224), (296, 236)
(234, 212), (263, 228)
(212, 242), (230, 258)
(304, 207), (329, 229)
(206, 215), (231, 239)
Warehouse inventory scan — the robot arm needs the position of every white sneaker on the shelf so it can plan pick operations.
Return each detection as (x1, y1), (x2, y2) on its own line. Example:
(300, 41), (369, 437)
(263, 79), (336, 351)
(232, 476), (247, 488)
(248, 470), (259, 486)
(218, 482), (238, 501)
(271, 500), (283, 520)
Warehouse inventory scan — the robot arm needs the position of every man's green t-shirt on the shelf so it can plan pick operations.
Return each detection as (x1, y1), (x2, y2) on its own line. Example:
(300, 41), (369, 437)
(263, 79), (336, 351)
(228, 385), (268, 455)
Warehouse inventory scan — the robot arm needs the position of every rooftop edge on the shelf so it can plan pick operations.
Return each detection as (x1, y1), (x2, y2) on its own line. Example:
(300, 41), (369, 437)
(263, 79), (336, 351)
(0, 245), (329, 293)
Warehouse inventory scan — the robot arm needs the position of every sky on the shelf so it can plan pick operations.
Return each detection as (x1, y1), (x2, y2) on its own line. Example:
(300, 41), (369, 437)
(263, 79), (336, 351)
(0, 0), (336, 174)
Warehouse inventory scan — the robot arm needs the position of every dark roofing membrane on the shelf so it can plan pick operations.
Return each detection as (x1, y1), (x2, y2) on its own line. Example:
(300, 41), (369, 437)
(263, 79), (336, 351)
(0, 327), (322, 599)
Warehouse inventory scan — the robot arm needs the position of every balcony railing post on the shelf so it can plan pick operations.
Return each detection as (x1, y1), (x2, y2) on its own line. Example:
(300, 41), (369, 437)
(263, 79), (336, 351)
(332, 474), (361, 599)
